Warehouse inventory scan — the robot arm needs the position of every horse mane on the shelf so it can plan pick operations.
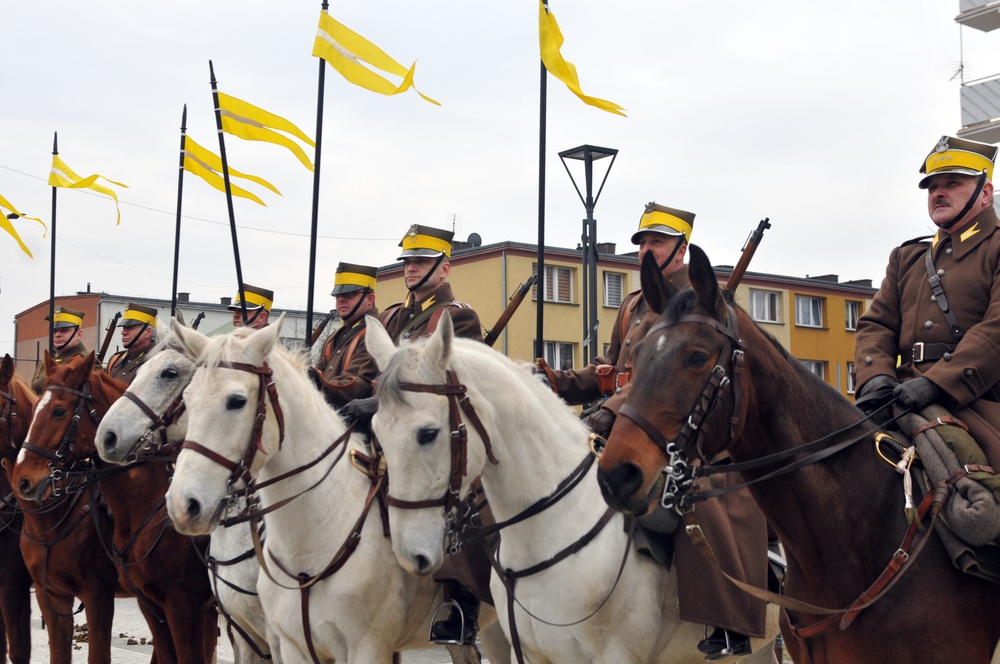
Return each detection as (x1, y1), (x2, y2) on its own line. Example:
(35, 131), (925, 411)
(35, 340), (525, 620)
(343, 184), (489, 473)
(199, 329), (309, 374)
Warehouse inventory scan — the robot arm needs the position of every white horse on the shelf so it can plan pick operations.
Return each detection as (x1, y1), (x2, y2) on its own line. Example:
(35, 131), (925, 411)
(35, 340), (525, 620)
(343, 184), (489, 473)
(164, 318), (508, 664)
(366, 312), (780, 664)
(94, 330), (279, 663)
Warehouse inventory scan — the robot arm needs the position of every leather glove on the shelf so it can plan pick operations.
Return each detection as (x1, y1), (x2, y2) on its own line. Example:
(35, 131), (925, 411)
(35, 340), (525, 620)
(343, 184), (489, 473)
(585, 407), (616, 439)
(307, 366), (324, 392)
(340, 396), (379, 432)
(855, 375), (900, 427)
(894, 377), (944, 411)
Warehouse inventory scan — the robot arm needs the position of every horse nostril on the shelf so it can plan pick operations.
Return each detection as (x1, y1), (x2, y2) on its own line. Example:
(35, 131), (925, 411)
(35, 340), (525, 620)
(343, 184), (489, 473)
(102, 431), (118, 451)
(17, 478), (31, 496)
(414, 554), (431, 573)
(599, 462), (645, 503)
(186, 498), (201, 519)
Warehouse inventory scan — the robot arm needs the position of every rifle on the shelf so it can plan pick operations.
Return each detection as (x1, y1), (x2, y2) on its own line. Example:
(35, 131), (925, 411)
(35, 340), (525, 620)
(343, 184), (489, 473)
(96, 312), (121, 364)
(725, 217), (771, 291)
(484, 274), (538, 348)
(310, 310), (337, 346)
(191, 312), (206, 330)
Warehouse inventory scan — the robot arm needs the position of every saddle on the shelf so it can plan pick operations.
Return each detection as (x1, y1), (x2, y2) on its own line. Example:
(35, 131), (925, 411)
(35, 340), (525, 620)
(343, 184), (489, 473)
(889, 404), (1000, 585)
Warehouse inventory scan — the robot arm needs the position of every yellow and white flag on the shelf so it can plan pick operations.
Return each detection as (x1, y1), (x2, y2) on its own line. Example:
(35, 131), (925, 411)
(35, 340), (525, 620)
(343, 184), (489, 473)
(0, 193), (46, 258)
(312, 10), (440, 106)
(217, 92), (315, 171)
(183, 135), (281, 207)
(539, 1), (626, 117)
(48, 155), (129, 225)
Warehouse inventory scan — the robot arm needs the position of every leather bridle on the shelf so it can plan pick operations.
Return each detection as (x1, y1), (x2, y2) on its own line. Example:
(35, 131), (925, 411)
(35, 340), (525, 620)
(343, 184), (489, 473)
(118, 389), (186, 460)
(22, 383), (102, 497)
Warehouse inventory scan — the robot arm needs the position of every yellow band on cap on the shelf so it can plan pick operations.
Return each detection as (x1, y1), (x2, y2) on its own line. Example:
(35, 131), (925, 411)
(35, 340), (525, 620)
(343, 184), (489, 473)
(236, 291), (273, 311)
(925, 150), (995, 181)
(335, 271), (376, 291)
(53, 311), (83, 326)
(638, 210), (693, 243)
(404, 233), (452, 257)
(123, 309), (157, 327)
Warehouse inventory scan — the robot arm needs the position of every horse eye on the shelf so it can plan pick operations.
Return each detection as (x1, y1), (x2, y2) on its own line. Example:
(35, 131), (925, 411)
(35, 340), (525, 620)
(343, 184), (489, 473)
(226, 395), (247, 410)
(417, 427), (439, 446)
(687, 352), (709, 369)
(160, 367), (179, 379)
(52, 407), (67, 417)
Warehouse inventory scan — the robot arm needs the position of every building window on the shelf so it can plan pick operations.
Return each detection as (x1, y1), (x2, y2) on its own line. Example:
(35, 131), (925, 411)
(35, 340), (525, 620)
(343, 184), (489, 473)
(845, 300), (861, 331)
(795, 295), (824, 328)
(544, 341), (575, 370)
(604, 272), (624, 308)
(749, 289), (781, 323)
(846, 362), (856, 394)
(533, 264), (574, 304)
(801, 360), (825, 379)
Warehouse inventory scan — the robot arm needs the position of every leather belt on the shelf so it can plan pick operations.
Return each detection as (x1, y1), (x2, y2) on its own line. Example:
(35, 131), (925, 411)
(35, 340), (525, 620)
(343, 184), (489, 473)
(906, 342), (956, 364)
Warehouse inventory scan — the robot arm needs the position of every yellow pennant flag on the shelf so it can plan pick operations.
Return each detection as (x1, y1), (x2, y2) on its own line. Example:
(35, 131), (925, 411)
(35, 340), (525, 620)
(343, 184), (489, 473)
(48, 155), (129, 225)
(312, 10), (440, 106)
(183, 135), (281, 207)
(539, 1), (626, 117)
(217, 92), (315, 171)
(0, 193), (47, 258)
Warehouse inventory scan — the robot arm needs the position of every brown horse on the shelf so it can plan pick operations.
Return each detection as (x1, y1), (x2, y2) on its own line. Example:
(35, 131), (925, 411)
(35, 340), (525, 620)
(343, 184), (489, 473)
(0, 356), (34, 664)
(4, 353), (120, 664)
(13, 352), (218, 664)
(596, 246), (1000, 664)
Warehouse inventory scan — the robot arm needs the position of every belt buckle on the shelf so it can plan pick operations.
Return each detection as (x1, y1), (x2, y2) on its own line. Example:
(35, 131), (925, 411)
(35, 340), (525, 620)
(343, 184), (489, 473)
(615, 372), (631, 389)
(912, 342), (925, 363)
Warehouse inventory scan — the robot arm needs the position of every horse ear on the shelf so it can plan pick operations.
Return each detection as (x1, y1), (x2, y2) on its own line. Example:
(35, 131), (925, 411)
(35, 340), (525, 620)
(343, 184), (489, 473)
(172, 316), (209, 360)
(424, 309), (453, 373)
(365, 315), (396, 372)
(245, 313), (284, 361)
(73, 352), (96, 380)
(43, 350), (56, 376)
(687, 245), (726, 319)
(1, 354), (13, 386)
(640, 249), (672, 315)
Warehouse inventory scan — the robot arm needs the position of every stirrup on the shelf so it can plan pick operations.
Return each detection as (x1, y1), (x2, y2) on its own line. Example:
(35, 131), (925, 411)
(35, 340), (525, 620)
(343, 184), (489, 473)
(428, 599), (468, 646)
(699, 628), (750, 661)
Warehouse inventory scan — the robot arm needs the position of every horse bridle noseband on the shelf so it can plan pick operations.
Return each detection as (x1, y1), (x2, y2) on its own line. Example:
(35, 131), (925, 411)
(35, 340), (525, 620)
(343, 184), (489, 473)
(385, 368), (498, 515)
(118, 389), (187, 460)
(617, 304), (746, 513)
(181, 361), (286, 489)
(22, 383), (102, 497)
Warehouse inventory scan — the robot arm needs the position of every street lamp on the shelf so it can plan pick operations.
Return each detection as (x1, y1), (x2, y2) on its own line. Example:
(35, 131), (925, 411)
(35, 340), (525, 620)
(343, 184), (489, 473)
(559, 144), (618, 365)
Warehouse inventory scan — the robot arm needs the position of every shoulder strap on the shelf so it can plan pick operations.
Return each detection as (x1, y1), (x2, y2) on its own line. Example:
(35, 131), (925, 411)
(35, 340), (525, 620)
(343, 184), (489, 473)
(924, 244), (965, 340)
(620, 290), (642, 340)
(342, 328), (366, 368)
(402, 301), (453, 338)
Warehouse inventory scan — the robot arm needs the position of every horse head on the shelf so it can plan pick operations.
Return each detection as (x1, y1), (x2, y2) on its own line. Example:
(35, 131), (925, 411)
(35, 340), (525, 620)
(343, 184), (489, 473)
(0, 354), (38, 471)
(97, 324), (194, 464)
(367, 311), (493, 577)
(598, 245), (745, 516)
(166, 316), (290, 536)
(13, 351), (126, 502)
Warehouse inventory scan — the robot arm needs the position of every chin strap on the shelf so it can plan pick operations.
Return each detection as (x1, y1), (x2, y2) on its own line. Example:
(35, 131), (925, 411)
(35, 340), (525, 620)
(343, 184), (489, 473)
(123, 322), (150, 350)
(657, 240), (686, 273)
(939, 171), (987, 230)
(406, 254), (445, 293)
(339, 289), (370, 324)
(54, 326), (79, 353)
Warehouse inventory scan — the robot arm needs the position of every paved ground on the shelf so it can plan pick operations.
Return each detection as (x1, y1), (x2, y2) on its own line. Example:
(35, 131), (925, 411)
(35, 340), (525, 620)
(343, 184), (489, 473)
(22, 590), (481, 663)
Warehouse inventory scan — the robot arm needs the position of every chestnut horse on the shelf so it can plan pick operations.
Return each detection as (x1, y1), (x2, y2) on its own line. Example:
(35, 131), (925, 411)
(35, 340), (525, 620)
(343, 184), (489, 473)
(596, 245), (1000, 664)
(13, 352), (218, 664)
(4, 353), (120, 664)
(0, 356), (35, 664)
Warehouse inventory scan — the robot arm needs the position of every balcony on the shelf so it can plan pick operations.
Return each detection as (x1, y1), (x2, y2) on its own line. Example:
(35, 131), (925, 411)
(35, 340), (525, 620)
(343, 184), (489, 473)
(959, 76), (1000, 143)
(957, 0), (1000, 32)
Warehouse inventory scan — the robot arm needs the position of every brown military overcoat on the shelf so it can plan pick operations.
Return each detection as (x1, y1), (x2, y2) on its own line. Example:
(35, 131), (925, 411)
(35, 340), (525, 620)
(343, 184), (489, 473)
(378, 283), (483, 343)
(550, 265), (769, 637)
(856, 205), (1000, 468)
(314, 312), (380, 409)
(106, 347), (156, 386)
(31, 342), (98, 395)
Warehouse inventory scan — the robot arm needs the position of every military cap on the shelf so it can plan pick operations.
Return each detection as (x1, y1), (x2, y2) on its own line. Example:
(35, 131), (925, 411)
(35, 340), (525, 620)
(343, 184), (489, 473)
(631, 202), (696, 245)
(227, 284), (273, 312)
(119, 302), (158, 327)
(919, 135), (998, 189)
(331, 262), (377, 296)
(46, 305), (85, 329)
(397, 224), (454, 260)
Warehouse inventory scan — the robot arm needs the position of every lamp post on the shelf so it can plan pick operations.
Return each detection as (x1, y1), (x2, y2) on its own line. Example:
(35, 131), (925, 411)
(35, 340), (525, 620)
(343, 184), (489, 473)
(559, 144), (617, 365)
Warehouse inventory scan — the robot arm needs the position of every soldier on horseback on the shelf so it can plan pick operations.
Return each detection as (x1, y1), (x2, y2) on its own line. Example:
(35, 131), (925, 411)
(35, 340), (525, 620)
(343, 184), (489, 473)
(31, 305), (98, 394)
(537, 202), (770, 659)
(105, 302), (159, 384)
(228, 283), (273, 330)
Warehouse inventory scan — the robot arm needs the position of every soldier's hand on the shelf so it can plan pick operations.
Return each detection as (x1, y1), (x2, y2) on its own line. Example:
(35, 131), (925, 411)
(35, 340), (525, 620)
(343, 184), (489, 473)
(585, 407), (616, 439)
(894, 377), (944, 411)
(341, 396), (379, 433)
(855, 375), (899, 426)
(307, 367), (324, 392)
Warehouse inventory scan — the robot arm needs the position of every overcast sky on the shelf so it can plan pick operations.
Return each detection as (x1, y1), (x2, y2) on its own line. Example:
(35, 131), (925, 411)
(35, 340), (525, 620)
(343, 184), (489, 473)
(2, 1), (997, 356)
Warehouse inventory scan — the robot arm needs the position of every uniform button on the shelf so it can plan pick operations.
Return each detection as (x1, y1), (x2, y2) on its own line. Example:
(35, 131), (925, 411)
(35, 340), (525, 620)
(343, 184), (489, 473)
(625, 339), (632, 346)
(865, 356), (873, 365)
(937, 269), (945, 276)
(943, 353), (952, 361)
(966, 369), (975, 376)
(408, 313), (414, 320)
(924, 320), (934, 329)
(945, 247), (953, 255)
(635, 318), (642, 326)
(930, 295), (937, 302)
